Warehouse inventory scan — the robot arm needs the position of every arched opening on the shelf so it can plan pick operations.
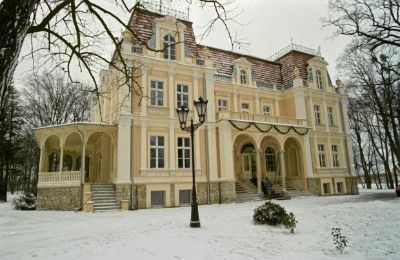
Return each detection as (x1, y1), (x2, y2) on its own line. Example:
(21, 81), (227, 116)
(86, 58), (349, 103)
(284, 137), (304, 189)
(86, 131), (114, 184)
(44, 135), (61, 172)
(233, 134), (257, 182)
(259, 135), (281, 184)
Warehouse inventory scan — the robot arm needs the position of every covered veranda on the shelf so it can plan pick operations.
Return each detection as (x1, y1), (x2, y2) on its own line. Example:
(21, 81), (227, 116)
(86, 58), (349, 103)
(34, 123), (117, 187)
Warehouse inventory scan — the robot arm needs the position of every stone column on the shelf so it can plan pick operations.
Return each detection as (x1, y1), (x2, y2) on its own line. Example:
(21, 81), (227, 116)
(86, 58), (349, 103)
(115, 116), (132, 184)
(256, 149), (262, 194)
(141, 66), (148, 116)
(168, 68), (175, 119)
(38, 144), (45, 173)
(218, 121), (234, 180)
(279, 150), (287, 193)
(274, 93), (280, 117)
(303, 135), (313, 177)
(168, 121), (176, 176)
(140, 119), (147, 176)
(233, 86), (239, 113)
(255, 93), (260, 114)
(193, 73), (201, 175)
(205, 73), (218, 180)
(59, 139), (64, 173)
(322, 95), (329, 132)
(81, 138), (87, 184)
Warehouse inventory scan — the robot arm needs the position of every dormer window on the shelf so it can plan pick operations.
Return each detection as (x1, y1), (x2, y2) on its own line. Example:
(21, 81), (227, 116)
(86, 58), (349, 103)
(316, 69), (323, 89)
(240, 69), (247, 85)
(163, 34), (176, 60)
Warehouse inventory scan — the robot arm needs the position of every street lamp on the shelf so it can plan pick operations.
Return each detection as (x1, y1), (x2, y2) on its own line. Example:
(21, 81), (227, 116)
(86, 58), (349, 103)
(176, 96), (208, 228)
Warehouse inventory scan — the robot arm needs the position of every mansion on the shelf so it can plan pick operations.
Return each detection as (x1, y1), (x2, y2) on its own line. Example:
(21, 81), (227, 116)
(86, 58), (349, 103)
(34, 6), (358, 211)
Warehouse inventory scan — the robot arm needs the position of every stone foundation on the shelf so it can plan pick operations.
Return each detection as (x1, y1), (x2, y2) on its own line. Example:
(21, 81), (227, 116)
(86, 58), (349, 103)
(134, 181), (236, 209)
(37, 186), (81, 210)
(307, 176), (359, 196)
(116, 184), (131, 209)
(345, 176), (359, 195)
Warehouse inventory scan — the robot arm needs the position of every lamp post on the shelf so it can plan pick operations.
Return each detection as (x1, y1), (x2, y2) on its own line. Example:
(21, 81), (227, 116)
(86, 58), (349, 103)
(176, 97), (208, 228)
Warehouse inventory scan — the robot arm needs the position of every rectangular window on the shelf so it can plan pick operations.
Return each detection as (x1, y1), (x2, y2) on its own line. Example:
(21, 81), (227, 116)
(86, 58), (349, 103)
(179, 189), (191, 205)
(150, 136), (165, 168)
(151, 191), (165, 208)
(177, 84), (189, 108)
(262, 105), (271, 116)
(323, 183), (330, 194)
(327, 107), (334, 126)
(218, 99), (227, 111)
(314, 105), (321, 125)
(336, 182), (344, 193)
(332, 145), (340, 167)
(318, 144), (326, 167)
(150, 81), (164, 106)
(177, 137), (191, 169)
(241, 103), (250, 113)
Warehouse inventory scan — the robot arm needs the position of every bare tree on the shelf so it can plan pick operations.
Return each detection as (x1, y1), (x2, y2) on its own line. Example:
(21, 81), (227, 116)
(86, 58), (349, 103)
(0, 0), (240, 115)
(326, 0), (400, 51)
(22, 72), (93, 128)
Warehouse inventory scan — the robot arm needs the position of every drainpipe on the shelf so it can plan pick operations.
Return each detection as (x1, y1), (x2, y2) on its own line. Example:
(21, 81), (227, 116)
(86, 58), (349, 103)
(203, 74), (211, 204)
(130, 118), (135, 209)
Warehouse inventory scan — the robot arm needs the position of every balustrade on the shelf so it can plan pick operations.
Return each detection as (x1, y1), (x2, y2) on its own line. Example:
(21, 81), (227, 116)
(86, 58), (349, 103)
(39, 171), (81, 184)
(217, 111), (306, 126)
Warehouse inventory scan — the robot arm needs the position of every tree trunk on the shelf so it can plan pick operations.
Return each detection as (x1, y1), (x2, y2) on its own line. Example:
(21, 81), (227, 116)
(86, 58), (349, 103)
(0, 0), (38, 110)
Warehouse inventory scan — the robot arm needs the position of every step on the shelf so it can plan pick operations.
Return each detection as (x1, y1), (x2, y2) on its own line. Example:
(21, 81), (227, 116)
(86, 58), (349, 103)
(94, 206), (120, 211)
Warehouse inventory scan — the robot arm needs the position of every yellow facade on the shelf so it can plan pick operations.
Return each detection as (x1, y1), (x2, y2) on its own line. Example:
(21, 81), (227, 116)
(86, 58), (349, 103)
(34, 8), (358, 211)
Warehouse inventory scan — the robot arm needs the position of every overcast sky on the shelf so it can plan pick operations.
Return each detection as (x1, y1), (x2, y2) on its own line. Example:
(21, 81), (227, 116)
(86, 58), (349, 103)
(188, 0), (349, 80)
(14, 0), (349, 88)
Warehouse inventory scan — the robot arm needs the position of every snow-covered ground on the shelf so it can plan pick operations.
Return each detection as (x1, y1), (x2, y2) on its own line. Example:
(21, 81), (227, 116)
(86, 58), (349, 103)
(1, 189), (399, 260)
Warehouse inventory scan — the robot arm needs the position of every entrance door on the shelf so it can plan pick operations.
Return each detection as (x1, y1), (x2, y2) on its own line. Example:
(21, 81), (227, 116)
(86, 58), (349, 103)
(242, 153), (252, 179)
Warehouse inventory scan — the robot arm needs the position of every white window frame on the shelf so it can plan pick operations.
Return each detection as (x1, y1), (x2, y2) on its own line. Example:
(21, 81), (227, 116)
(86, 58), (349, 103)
(332, 145), (340, 168)
(150, 81), (164, 106)
(163, 34), (176, 60)
(150, 136), (165, 169)
(241, 102), (250, 113)
(314, 105), (321, 125)
(217, 99), (227, 111)
(318, 144), (326, 168)
(316, 69), (323, 89)
(177, 84), (189, 108)
(327, 106), (334, 126)
(265, 147), (276, 171)
(177, 137), (191, 169)
(262, 105), (271, 116)
(240, 69), (247, 85)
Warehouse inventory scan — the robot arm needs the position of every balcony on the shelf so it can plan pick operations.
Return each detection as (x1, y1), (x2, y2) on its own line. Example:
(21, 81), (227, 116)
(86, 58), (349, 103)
(216, 111), (306, 126)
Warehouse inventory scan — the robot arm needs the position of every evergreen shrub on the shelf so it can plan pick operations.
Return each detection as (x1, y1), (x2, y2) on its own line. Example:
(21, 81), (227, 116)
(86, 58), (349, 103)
(253, 201), (297, 232)
(12, 192), (37, 210)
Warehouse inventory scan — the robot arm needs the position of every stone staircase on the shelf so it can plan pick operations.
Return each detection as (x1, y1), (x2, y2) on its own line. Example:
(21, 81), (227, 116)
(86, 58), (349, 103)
(273, 182), (313, 198)
(235, 181), (261, 203)
(91, 184), (119, 211)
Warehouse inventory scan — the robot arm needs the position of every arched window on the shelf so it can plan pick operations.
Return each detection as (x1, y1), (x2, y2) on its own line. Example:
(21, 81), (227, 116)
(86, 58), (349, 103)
(63, 155), (72, 171)
(265, 147), (276, 171)
(163, 34), (176, 60)
(316, 70), (323, 89)
(240, 69), (247, 85)
(48, 152), (60, 172)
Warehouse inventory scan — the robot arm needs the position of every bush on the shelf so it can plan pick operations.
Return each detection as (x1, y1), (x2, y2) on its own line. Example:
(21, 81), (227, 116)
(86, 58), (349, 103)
(253, 201), (297, 232)
(12, 192), (37, 210)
